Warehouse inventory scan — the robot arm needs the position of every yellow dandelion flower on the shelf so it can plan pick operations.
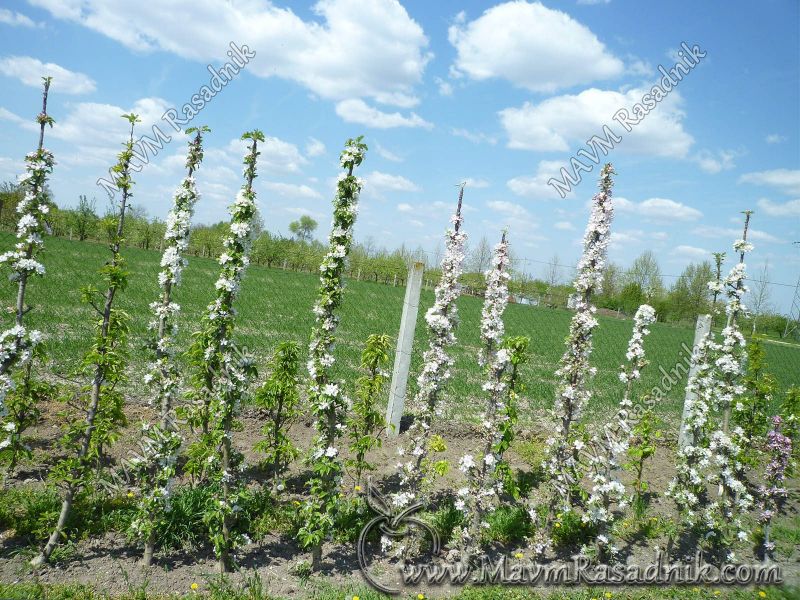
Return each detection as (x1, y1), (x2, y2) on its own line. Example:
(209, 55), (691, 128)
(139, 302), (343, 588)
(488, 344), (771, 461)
(514, 552), (524, 559)
(714, 592), (721, 597)
(127, 491), (134, 498)
(353, 596), (360, 600)
(190, 583), (199, 591)
(555, 522), (561, 528)
(605, 593), (613, 599)
(692, 588), (700, 593)
(418, 595), (425, 600)
(759, 593), (767, 598)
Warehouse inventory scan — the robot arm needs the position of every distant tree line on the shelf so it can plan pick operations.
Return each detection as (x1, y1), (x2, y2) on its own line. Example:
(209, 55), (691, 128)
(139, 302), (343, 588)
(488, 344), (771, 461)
(0, 182), (795, 336)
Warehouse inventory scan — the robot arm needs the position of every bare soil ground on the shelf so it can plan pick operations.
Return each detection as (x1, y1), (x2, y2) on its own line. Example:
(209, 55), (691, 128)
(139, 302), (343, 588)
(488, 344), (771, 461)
(0, 400), (797, 598)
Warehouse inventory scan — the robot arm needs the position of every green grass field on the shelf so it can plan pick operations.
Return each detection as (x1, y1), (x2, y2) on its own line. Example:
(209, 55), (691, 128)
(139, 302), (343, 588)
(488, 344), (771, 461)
(3, 232), (798, 427)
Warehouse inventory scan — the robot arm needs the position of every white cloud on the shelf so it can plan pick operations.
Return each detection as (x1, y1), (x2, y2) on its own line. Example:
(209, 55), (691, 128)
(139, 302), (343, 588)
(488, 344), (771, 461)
(448, 1), (623, 92)
(0, 107), (26, 126)
(693, 149), (738, 174)
(434, 77), (453, 96)
(45, 97), (177, 167)
(499, 87), (693, 158)
(305, 137), (325, 157)
(0, 9), (39, 27)
(757, 197), (800, 217)
(507, 160), (574, 200)
(0, 56), (96, 94)
(450, 127), (497, 145)
(615, 197), (702, 222)
(464, 177), (489, 188)
(674, 245), (710, 260)
(30, 0), (430, 106)
(365, 170), (420, 194)
(625, 57), (653, 77)
(221, 136), (307, 174)
(487, 199), (530, 220)
(335, 99), (432, 129)
(765, 134), (786, 144)
(554, 221), (575, 231)
(611, 229), (645, 247)
(577, 0), (610, 4)
(261, 180), (321, 199)
(739, 169), (800, 196)
(0, 156), (24, 180)
(375, 144), (402, 162)
(692, 225), (782, 244)
(397, 202), (413, 212)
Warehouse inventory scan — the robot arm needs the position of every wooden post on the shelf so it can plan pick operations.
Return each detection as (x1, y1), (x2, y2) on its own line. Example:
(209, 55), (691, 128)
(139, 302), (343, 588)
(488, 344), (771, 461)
(386, 262), (424, 436)
(393, 273), (397, 287)
(678, 313), (712, 452)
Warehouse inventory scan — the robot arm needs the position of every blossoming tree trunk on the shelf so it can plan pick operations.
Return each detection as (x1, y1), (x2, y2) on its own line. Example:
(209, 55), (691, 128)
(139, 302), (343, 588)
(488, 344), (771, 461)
(137, 126), (207, 568)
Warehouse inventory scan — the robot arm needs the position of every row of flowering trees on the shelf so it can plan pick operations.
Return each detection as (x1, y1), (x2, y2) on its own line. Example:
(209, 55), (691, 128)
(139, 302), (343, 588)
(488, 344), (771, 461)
(0, 82), (793, 575)
(381, 162), (793, 567)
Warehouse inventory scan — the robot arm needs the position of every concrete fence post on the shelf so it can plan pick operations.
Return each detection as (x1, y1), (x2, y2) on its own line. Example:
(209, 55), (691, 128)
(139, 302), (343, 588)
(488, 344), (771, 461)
(386, 261), (424, 436)
(678, 313), (712, 452)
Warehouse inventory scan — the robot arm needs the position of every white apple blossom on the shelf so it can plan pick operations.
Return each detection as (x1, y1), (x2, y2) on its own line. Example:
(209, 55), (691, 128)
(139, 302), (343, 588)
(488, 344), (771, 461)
(182, 131), (262, 569)
(542, 164), (615, 514)
(454, 233), (524, 556)
(668, 218), (755, 554)
(394, 186), (467, 510)
(0, 80), (54, 449)
(299, 137), (366, 566)
(131, 129), (206, 563)
(582, 304), (655, 558)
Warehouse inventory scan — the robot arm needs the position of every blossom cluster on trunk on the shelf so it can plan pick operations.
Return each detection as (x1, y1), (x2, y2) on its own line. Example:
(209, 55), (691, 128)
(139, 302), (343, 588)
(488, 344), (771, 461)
(583, 304), (656, 558)
(130, 128), (206, 566)
(297, 137), (366, 567)
(668, 225), (754, 558)
(0, 78), (54, 418)
(758, 416), (791, 560)
(393, 188), (467, 511)
(705, 234), (754, 557)
(666, 333), (716, 524)
(455, 233), (512, 554)
(542, 163), (615, 513)
(184, 131), (262, 572)
(455, 240), (529, 561)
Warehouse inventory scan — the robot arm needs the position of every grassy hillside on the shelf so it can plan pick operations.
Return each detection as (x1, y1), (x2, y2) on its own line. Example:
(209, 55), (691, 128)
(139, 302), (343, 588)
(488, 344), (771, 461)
(2, 232), (797, 426)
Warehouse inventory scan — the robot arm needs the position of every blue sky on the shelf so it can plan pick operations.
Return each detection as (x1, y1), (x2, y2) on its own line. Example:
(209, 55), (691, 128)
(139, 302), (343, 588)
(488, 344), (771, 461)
(0, 0), (798, 311)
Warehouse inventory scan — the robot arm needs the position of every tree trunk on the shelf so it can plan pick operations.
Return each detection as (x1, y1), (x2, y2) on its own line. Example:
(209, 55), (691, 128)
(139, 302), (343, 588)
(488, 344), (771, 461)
(219, 407), (232, 573)
(32, 484), (75, 567)
(143, 531), (156, 567)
